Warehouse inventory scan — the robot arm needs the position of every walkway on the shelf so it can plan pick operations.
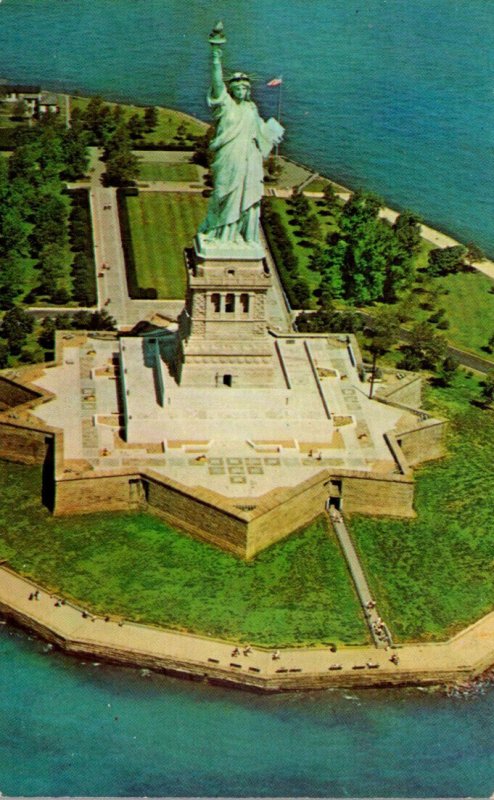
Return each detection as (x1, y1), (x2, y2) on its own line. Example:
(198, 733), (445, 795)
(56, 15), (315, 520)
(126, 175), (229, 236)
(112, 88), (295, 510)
(326, 507), (392, 648)
(87, 149), (187, 329)
(2, 564), (494, 691)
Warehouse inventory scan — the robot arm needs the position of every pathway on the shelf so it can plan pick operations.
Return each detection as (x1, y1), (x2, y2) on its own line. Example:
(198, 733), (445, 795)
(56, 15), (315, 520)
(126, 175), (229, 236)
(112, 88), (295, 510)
(2, 564), (494, 691)
(87, 150), (189, 329)
(326, 507), (392, 648)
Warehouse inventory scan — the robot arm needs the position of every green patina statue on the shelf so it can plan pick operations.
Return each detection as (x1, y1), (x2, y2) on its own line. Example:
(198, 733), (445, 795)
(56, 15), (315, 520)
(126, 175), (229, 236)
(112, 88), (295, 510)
(199, 22), (284, 248)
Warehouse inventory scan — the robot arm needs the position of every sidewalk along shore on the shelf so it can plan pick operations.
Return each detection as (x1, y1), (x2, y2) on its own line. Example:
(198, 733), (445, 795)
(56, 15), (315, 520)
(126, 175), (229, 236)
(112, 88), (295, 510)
(1, 565), (494, 692)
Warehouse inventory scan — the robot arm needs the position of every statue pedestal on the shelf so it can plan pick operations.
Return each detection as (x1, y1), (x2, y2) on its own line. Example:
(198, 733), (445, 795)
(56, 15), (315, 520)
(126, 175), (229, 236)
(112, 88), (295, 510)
(177, 240), (275, 388)
(195, 233), (265, 262)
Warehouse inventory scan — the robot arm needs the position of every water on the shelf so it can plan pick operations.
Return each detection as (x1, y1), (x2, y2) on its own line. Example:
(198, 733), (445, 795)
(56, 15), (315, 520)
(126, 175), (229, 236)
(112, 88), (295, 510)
(0, 0), (493, 255)
(1, 2), (494, 795)
(1, 625), (493, 797)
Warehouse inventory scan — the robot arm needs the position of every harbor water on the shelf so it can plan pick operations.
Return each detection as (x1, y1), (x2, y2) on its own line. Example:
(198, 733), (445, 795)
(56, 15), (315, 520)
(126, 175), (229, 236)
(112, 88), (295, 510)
(0, 1), (494, 795)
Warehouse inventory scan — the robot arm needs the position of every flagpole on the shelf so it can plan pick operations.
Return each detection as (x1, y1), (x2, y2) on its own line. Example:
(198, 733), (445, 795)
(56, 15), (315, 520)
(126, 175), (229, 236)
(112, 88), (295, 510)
(276, 76), (283, 156)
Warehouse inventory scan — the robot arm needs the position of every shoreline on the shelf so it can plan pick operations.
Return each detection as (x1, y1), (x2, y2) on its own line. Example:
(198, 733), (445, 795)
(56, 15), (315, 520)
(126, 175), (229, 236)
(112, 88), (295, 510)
(1, 87), (493, 693)
(2, 78), (492, 261)
(1, 565), (494, 693)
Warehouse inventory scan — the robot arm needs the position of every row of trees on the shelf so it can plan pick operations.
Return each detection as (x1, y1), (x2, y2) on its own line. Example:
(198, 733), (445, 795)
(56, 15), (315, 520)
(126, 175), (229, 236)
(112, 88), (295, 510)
(261, 198), (312, 308)
(0, 115), (90, 307)
(0, 307), (116, 368)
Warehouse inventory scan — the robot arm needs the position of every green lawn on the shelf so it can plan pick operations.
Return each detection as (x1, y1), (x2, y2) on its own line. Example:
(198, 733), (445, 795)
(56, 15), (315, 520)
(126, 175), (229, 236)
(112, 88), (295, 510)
(348, 373), (494, 642)
(0, 462), (367, 647)
(435, 270), (494, 355)
(138, 162), (201, 182)
(125, 193), (207, 299)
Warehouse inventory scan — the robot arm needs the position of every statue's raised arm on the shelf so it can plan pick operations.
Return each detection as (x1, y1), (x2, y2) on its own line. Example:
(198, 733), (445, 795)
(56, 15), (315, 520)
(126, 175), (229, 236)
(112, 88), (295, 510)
(198, 21), (284, 253)
(208, 22), (226, 100)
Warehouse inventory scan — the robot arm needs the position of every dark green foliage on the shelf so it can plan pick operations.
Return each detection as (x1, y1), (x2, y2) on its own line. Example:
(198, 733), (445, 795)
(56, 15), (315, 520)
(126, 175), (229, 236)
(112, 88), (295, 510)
(296, 307), (363, 334)
(261, 198), (305, 308)
(103, 125), (139, 186)
(71, 309), (116, 331)
(465, 241), (485, 265)
(427, 245), (467, 276)
(192, 129), (213, 168)
(68, 189), (96, 306)
(1, 305), (34, 354)
(37, 316), (56, 350)
(0, 340), (9, 368)
(479, 371), (494, 406)
(398, 321), (447, 370)
(393, 210), (422, 254)
(144, 106), (158, 132)
(127, 112), (146, 143)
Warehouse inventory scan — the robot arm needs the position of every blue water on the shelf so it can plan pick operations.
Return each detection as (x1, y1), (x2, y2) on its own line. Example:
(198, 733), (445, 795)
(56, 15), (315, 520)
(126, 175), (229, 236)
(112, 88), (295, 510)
(1, 2), (494, 795)
(0, 0), (493, 255)
(1, 624), (493, 797)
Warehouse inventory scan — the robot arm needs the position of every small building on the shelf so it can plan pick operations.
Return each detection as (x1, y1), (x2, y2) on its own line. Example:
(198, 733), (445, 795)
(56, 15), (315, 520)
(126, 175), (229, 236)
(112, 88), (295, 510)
(0, 85), (59, 118)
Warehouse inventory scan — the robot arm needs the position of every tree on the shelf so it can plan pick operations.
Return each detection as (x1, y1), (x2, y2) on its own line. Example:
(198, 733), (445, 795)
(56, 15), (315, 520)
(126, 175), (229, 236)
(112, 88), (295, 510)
(322, 182), (338, 208)
(479, 371), (494, 407)
(37, 316), (56, 350)
(399, 322), (447, 371)
(307, 245), (326, 272)
(104, 149), (140, 186)
(486, 331), (494, 354)
(0, 253), (24, 308)
(426, 245), (467, 276)
(365, 309), (400, 397)
(434, 355), (459, 387)
(288, 189), (310, 218)
(0, 340), (9, 369)
(36, 242), (67, 296)
(61, 127), (90, 180)
(1, 306), (34, 354)
(303, 213), (322, 241)
(127, 113), (146, 142)
(103, 125), (139, 186)
(465, 241), (485, 266)
(144, 106), (158, 132)
(340, 218), (394, 304)
(393, 210), (422, 256)
(339, 189), (383, 234)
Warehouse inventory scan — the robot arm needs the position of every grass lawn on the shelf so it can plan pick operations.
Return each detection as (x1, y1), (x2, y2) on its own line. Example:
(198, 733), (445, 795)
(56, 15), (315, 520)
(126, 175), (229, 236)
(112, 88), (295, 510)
(348, 373), (494, 642)
(435, 270), (494, 355)
(138, 162), (201, 182)
(0, 461), (367, 647)
(125, 192), (206, 299)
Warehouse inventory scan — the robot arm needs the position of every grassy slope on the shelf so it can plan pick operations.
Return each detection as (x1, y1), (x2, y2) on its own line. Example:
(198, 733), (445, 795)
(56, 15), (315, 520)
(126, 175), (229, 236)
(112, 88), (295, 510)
(0, 461), (367, 646)
(125, 193), (206, 299)
(348, 373), (494, 642)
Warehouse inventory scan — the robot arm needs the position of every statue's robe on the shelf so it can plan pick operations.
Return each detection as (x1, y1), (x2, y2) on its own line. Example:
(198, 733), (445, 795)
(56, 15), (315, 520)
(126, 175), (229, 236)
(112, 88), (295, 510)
(200, 85), (274, 243)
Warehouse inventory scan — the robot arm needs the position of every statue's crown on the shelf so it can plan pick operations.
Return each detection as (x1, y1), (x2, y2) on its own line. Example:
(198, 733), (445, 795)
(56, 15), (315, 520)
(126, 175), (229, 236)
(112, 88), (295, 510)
(228, 72), (251, 84)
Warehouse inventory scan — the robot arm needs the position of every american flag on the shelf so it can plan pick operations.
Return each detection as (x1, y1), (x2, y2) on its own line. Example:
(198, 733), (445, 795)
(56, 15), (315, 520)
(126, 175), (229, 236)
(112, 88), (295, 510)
(266, 77), (283, 87)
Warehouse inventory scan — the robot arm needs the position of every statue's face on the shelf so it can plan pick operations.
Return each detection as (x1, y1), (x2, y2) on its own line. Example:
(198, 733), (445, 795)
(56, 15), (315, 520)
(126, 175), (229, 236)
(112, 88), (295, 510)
(230, 82), (250, 101)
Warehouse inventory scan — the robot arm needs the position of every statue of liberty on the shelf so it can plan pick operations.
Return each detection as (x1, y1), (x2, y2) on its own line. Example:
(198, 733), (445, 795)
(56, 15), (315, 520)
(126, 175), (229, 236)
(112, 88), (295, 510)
(198, 22), (284, 249)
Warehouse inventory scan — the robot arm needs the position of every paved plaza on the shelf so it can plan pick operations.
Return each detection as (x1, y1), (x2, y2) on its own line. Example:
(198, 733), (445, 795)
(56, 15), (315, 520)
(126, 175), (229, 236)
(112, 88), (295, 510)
(30, 329), (415, 499)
